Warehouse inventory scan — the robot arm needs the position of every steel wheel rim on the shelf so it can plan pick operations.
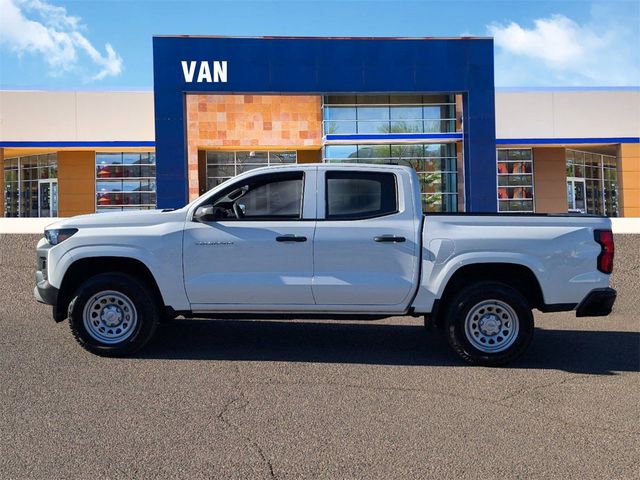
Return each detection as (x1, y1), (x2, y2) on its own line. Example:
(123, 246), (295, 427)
(464, 299), (520, 354)
(82, 290), (138, 344)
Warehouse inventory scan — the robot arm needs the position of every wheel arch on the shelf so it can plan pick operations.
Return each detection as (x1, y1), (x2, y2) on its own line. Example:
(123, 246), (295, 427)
(55, 256), (165, 323)
(432, 262), (544, 327)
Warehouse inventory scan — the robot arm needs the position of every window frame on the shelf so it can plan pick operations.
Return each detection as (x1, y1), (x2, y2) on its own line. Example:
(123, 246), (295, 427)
(197, 171), (306, 222)
(496, 148), (535, 213)
(324, 170), (399, 221)
(95, 151), (157, 212)
(205, 150), (297, 192)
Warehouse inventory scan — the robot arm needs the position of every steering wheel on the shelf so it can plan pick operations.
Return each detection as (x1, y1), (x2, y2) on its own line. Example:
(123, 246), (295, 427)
(233, 203), (245, 219)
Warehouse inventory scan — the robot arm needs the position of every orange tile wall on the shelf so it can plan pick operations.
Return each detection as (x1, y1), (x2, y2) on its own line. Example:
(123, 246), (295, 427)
(618, 143), (640, 217)
(58, 151), (96, 217)
(186, 94), (322, 200)
(533, 147), (568, 213)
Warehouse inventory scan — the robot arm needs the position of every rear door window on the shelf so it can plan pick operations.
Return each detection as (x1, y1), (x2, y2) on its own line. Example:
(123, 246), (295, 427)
(325, 171), (398, 220)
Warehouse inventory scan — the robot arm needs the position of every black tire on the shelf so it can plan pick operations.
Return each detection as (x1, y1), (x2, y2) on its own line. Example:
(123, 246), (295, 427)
(68, 272), (159, 357)
(443, 281), (534, 367)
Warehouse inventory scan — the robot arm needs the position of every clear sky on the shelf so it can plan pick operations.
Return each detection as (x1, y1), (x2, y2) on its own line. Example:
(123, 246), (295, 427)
(1, 0), (639, 89)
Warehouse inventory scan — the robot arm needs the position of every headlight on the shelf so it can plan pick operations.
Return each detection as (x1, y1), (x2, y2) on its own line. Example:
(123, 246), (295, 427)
(44, 228), (78, 245)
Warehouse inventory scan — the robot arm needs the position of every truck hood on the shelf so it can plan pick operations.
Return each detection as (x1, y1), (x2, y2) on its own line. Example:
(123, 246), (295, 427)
(47, 209), (188, 230)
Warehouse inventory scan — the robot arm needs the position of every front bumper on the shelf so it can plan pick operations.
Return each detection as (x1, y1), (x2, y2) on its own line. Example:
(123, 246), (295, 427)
(576, 287), (617, 317)
(34, 270), (58, 306)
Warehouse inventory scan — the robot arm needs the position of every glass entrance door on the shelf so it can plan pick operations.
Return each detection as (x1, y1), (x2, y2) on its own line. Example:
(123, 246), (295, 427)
(567, 178), (586, 213)
(38, 180), (58, 217)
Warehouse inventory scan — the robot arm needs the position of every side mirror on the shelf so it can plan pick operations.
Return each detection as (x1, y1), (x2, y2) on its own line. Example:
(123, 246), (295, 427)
(193, 205), (216, 222)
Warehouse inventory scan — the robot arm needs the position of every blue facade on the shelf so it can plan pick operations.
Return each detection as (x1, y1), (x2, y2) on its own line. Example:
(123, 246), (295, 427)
(152, 36), (497, 211)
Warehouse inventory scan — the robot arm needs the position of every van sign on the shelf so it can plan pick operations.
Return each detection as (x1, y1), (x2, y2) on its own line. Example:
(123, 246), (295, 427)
(181, 61), (227, 83)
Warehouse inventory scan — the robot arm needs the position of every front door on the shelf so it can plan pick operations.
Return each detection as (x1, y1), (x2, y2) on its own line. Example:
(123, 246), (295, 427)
(38, 180), (58, 217)
(183, 170), (316, 308)
(567, 178), (586, 213)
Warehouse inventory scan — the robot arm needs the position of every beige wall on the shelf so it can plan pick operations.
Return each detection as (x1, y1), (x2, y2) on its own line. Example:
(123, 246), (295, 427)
(532, 147), (568, 213)
(0, 91), (155, 142)
(2, 89), (637, 144)
(57, 151), (96, 217)
(2, 88), (637, 147)
(495, 90), (640, 140)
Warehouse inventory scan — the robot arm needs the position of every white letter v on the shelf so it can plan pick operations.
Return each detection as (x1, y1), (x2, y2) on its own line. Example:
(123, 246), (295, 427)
(181, 61), (196, 83)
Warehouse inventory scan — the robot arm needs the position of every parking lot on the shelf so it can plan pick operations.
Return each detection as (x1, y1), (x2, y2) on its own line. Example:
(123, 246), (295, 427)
(1, 233), (638, 479)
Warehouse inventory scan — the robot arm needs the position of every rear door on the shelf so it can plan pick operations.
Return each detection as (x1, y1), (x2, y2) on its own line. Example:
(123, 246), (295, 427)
(312, 167), (420, 308)
(183, 168), (316, 308)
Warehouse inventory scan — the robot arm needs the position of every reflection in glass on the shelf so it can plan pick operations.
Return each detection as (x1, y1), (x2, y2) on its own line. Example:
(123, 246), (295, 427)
(3, 153), (57, 217)
(95, 151), (156, 212)
(204, 150), (297, 192)
(497, 149), (535, 212)
(565, 149), (618, 216)
(324, 142), (458, 213)
(323, 95), (457, 135)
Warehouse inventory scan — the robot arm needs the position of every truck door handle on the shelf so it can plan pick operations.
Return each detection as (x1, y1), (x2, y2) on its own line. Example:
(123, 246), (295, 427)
(374, 235), (406, 243)
(276, 235), (307, 243)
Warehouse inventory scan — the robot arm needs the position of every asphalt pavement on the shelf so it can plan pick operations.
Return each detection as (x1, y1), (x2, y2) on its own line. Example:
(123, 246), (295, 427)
(0, 234), (638, 479)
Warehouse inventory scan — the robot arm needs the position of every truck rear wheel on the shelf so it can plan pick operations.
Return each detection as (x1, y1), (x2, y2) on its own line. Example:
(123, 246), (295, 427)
(68, 273), (159, 357)
(443, 281), (534, 366)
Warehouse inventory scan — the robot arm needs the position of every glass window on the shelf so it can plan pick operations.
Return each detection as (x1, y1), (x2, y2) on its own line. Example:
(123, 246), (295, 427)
(4, 153), (57, 217)
(207, 151), (235, 164)
(269, 151), (297, 164)
(326, 171), (397, 220)
(389, 94), (422, 104)
(205, 150), (297, 191)
(324, 145), (358, 160)
(423, 193), (457, 213)
(325, 95), (357, 105)
(323, 142), (459, 213)
(497, 149), (534, 213)
(323, 94), (458, 135)
(211, 172), (303, 220)
(96, 151), (156, 212)
(122, 153), (143, 164)
(357, 145), (391, 159)
(566, 149), (619, 216)
(391, 144), (424, 160)
(390, 106), (422, 120)
(323, 106), (356, 121)
(325, 121), (357, 135)
(96, 153), (123, 165)
(239, 179), (302, 218)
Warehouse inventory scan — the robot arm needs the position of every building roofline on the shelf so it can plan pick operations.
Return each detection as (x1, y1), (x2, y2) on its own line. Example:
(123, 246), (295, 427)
(2, 86), (638, 94)
(0, 87), (153, 93)
(496, 86), (640, 92)
(152, 34), (493, 41)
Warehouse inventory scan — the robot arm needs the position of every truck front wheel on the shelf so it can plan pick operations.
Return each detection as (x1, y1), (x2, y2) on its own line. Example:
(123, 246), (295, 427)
(443, 281), (534, 366)
(67, 273), (159, 357)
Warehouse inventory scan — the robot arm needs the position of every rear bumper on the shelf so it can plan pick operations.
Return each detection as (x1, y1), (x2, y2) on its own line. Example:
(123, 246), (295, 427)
(576, 288), (617, 317)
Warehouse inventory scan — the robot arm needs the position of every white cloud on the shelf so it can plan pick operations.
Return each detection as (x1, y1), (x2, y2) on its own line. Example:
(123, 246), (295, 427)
(486, 10), (640, 86)
(0, 0), (122, 81)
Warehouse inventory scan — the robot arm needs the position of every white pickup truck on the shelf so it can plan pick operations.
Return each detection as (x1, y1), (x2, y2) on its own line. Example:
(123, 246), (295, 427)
(35, 164), (616, 365)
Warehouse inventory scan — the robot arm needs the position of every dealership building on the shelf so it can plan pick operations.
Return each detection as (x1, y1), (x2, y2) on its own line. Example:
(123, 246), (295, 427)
(1, 36), (639, 218)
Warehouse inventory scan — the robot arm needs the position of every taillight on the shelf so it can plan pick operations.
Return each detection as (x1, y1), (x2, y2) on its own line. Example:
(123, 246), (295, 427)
(594, 229), (614, 274)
